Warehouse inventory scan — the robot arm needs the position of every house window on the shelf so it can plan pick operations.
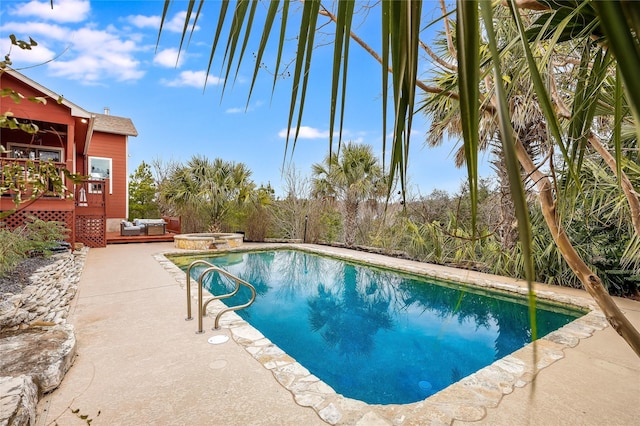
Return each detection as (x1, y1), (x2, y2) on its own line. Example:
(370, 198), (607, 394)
(7, 143), (63, 162)
(38, 150), (61, 162)
(88, 156), (112, 194)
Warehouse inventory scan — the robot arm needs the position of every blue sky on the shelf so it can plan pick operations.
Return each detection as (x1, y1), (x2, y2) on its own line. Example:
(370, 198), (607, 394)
(1, 0), (491, 197)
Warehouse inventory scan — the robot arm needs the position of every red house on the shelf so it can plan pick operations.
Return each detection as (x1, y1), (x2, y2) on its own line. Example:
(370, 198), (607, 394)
(1, 69), (138, 247)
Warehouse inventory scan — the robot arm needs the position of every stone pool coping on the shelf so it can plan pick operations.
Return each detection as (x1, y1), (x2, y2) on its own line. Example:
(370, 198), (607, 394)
(173, 232), (245, 250)
(157, 243), (609, 425)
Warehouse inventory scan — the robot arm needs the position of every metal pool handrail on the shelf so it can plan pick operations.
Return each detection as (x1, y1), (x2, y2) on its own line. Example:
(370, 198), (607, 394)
(185, 260), (257, 333)
(185, 260), (215, 321)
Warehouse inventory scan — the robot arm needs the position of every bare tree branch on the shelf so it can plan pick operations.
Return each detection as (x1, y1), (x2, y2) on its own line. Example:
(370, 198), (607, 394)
(504, 0), (550, 11)
(439, 0), (457, 58)
(318, 7), (457, 100)
(420, 40), (457, 71)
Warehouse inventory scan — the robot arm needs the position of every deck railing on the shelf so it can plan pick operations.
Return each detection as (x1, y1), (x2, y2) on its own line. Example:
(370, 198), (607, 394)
(161, 215), (181, 234)
(0, 157), (66, 199)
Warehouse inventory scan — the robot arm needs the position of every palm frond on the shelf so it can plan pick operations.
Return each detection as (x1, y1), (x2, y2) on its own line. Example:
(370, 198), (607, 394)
(482, 1), (536, 339)
(456, 0), (479, 237)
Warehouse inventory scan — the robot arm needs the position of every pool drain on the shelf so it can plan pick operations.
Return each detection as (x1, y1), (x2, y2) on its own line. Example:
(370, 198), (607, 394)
(208, 335), (229, 345)
(418, 381), (432, 391)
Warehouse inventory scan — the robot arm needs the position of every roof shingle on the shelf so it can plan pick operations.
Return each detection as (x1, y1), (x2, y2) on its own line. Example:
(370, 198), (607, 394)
(93, 113), (138, 137)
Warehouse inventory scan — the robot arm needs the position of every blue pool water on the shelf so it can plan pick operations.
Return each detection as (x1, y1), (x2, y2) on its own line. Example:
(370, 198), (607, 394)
(181, 250), (584, 405)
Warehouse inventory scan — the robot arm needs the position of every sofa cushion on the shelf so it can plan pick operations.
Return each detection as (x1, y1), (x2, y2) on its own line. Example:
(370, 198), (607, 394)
(143, 219), (166, 224)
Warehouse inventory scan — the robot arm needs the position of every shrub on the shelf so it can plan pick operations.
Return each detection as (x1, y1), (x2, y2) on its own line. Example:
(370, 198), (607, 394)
(22, 217), (70, 256)
(318, 209), (342, 243)
(0, 228), (30, 276)
(0, 217), (70, 276)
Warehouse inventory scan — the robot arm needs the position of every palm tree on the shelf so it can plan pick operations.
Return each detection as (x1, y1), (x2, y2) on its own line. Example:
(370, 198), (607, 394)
(422, 10), (525, 251)
(159, 0), (640, 356)
(311, 142), (384, 246)
(161, 155), (254, 232)
(463, 1), (640, 355)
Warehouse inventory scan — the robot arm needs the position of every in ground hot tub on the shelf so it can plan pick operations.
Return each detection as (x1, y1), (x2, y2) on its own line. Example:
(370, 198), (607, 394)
(173, 233), (244, 250)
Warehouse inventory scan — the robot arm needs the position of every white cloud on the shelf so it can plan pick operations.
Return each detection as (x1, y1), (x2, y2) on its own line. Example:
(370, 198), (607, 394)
(44, 27), (144, 83)
(161, 70), (223, 88)
(0, 37), (56, 65)
(48, 55), (144, 83)
(127, 14), (161, 29)
(153, 48), (184, 68)
(0, 21), (70, 41)
(225, 100), (263, 114)
(70, 27), (135, 52)
(164, 11), (200, 33)
(129, 11), (199, 33)
(278, 126), (330, 139)
(11, 0), (90, 23)
(276, 126), (362, 142)
(2, 3), (200, 85)
(1, 10), (145, 84)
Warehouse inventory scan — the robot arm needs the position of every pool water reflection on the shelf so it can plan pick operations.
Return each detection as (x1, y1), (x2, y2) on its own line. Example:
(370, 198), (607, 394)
(185, 250), (584, 405)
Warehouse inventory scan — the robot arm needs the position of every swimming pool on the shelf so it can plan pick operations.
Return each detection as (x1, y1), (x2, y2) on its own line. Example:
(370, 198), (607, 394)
(177, 249), (585, 405)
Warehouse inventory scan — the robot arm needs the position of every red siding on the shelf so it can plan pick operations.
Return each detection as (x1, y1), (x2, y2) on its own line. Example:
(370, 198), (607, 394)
(87, 131), (127, 219)
(0, 76), (75, 129)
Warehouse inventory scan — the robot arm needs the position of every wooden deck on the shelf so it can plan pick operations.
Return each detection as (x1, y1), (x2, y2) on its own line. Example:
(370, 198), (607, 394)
(106, 231), (176, 244)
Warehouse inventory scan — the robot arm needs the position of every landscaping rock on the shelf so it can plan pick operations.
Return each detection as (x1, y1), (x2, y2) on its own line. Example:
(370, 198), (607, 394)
(0, 248), (87, 426)
(0, 376), (38, 426)
(0, 249), (86, 332)
(0, 324), (76, 394)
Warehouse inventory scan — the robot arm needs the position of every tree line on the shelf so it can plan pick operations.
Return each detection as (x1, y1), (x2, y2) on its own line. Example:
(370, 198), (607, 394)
(129, 139), (640, 300)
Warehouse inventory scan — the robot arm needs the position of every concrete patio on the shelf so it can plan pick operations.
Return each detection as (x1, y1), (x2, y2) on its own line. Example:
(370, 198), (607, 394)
(36, 242), (640, 425)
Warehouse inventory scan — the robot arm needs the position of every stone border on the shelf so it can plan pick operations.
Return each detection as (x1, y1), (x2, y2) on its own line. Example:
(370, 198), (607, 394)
(156, 244), (608, 425)
(173, 233), (244, 250)
(0, 248), (88, 332)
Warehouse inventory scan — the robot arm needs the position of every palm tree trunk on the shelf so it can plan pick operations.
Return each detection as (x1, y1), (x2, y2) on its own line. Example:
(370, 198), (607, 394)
(344, 196), (359, 247)
(515, 139), (640, 357)
(493, 151), (519, 250)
